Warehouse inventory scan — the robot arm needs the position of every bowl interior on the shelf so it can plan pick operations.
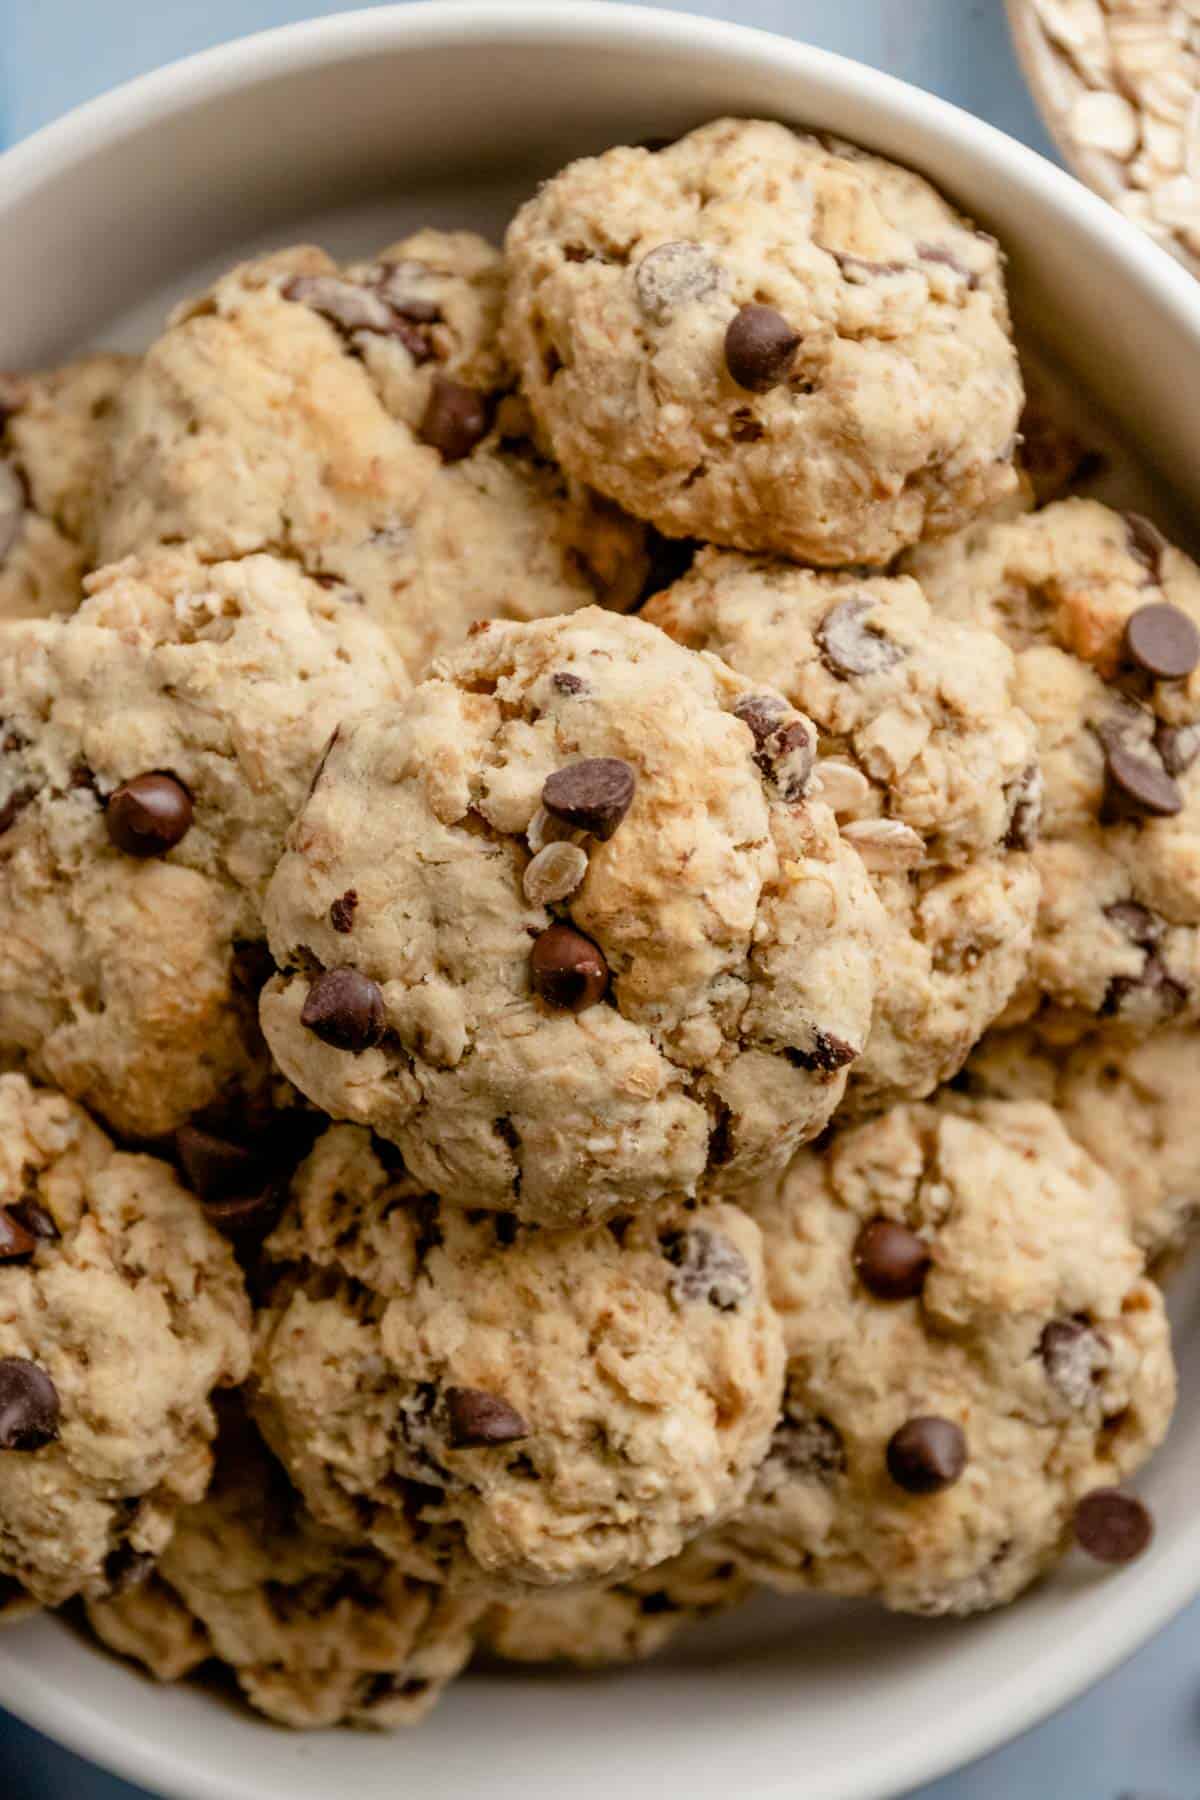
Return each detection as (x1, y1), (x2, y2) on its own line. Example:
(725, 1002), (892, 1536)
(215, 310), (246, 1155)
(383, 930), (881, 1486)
(1, 9), (1199, 1800)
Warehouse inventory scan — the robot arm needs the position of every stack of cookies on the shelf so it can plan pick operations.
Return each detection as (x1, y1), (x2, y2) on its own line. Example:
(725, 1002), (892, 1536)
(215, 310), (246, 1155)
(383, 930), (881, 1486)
(0, 118), (1193, 1729)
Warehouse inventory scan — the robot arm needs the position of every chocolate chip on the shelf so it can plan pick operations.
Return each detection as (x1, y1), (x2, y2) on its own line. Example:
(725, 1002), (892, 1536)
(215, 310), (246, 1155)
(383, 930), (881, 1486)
(886, 1417), (967, 1495)
(103, 1545), (156, 1596)
(330, 889), (359, 934)
(1104, 743), (1183, 818)
(175, 1125), (265, 1203)
(0, 461), (24, 564)
(203, 1190), (285, 1241)
(768, 1410), (845, 1483)
(300, 968), (387, 1052)
(1104, 901), (1163, 948)
(0, 785), (35, 837)
(1074, 1488), (1154, 1564)
(529, 923), (608, 1012)
(0, 1357), (60, 1451)
(418, 376), (490, 462)
(634, 241), (722, 323)
(834, 252), (910, 280)
(7, 1201), (58, 1244)
(853, 1219), (931, 1301)
(724, 305), (801, 393)
(786, 1030), (859, 1074)
(1102, 953), (1187, 1022)
(1123, 602), (1200, 682)
(105, 772), (193, 857)
(445, 1387), (529, 1448)
(375, 264), (442, 323)
(542, 758), (636, 841)
(816, 595), (906, 679)
(1040, 1320), (1109, 1409)
(1004, 762), (1044, 851)
(551, 671), (585, 696)
(1156, 721), (1200, 777)
(733, 694), (815, 801)
(662, 1227), (752, 1311)
(915, 242), (980, 288)
(285, 274), (434, 361)
(1125, 513), (1168, 578)
(0, 1208), (36, 1262)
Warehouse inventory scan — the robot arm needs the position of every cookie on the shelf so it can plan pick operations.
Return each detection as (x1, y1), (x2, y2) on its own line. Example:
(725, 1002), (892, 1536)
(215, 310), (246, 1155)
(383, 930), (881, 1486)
(0, 547), (407, 1139)
(961, 1025), (1200, 1263)
(0, 1075), (250, 1614)
(251, 1124), (784, 1592)
(503, 119), (1022, 565)
(907, 498), (1200, 1038)
(259, 608), (884, 1224)
(645, 553), (1040, 1106)
(479, 1536), (751, 1667)
(99, 236), (649, 675)
(87, 1404), (479, 1730)
(726, 1097), (1174, 1616)
(0, 354), (134, 621)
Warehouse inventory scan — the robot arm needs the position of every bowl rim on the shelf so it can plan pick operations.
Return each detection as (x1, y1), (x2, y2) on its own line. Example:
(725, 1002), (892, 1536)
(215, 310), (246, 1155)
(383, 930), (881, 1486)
(1, 6), (1200, 1798)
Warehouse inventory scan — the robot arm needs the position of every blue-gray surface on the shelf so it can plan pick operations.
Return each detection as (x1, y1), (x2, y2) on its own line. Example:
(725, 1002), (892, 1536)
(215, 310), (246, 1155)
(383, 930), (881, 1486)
(0, 1), (1196, 1795)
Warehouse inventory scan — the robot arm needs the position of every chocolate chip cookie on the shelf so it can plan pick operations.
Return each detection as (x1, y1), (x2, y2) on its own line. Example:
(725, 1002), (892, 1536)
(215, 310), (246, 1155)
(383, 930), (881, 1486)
(259, 608), (883, 1223)
(504, 119), (1022, 565)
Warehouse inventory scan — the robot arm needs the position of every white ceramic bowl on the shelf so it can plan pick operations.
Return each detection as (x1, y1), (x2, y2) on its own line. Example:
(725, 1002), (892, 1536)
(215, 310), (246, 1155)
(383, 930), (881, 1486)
(2, 7), (1200, 1798)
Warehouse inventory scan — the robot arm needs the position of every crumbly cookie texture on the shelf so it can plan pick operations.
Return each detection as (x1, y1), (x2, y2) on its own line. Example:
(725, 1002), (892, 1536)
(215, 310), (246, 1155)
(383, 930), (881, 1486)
(961, 1025), (1200, 1263)
(0, 354), (134, 621)
(252, 1125), (785, 1593)
(87, 1406), (479, 1730)
(0, 547), (407, 1138)
(99, 235), (648, 675)
(907, 498), (1200, 1039)
(503, 118), (1022, 565)
(645, 552), (1040, 1106)
(479, 1534), (752, 1667)
(260, 607), (883, 1223)
(728, 1097), (1174, 1616)
(0, 1075), (250, 1613)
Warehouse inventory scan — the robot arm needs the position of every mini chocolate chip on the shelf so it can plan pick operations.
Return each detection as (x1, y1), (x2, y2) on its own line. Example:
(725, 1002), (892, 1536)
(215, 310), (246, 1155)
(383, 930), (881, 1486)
(542, 758), (637, 841)
(529, 923), (608, 1012)
(0, 785), (35, 837)
(1156, 721), (1200, 777)
(786, 1030), (859, 1074)
(301, 968), (387, 1052)
(1104, 900), (1163, 948)
(1040, 1319), (1108, 1409)
(853, 1219), (931, 1301)
(330, 889), (359, 934)
(1004, 762), (1044, 851)
(551, 671), (586, 696)
(0, 1357), (60, 1451)
(106, 772), (193, 857)
(0, 461), (24, 564)
(1104, 743), (1183, 818)
(634, 241), (722, 323)
(7, 1201), (58, 1243)
(886, 1417), (967, 1495)
(662, 1227), (752, 1310)
(445, 1387), (529, 1448)
(1123, 603), (1200, 681)
(175, 1125), (266, 1203)
(816, 595), (906, 679)
(724, 305), (801, 393)
(1074, 1488), (1154, 1564)
(1125, 513), (1168, 577)
(419, 376), (490, 462)
(103, 1545), (156, 1596)
(0, 1208), (36, 1262)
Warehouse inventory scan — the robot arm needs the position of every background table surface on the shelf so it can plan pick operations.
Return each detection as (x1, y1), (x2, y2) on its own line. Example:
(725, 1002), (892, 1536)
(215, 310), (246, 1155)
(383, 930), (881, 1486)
(0, 1), (1196, 1795)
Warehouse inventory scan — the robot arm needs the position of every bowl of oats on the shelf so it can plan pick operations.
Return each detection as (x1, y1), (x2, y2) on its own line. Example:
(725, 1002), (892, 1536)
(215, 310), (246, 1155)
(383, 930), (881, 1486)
(1007, 0), (1200, 275)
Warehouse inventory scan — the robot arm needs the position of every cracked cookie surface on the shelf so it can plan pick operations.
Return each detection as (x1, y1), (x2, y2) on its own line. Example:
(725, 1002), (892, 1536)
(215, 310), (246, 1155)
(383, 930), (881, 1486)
(503, 118), (1022, 565)
(260, 607), (883, 1223)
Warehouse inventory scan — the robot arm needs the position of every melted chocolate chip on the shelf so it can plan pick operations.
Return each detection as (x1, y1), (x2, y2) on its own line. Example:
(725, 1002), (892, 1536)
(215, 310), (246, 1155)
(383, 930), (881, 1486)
(886, 1417), (967, 1495)
(330, 889), (359, 934)
(529, 924), (608, 1012)
(1102, 953), (1187, 1022)
(1104, 901), (1163, 948)
(105, 772), (193, 857)
(661, 1227), (752, 1311)
(1004, 762), (1044, 851)
(0, 1357), (60, 1451)
(853, 1219), (931, 1301)
(542, 758), (636, 841)
(419, 376), (490, 462)
(1123, 603), (1200, 681)
(551, 671), (586, 696)
(634, 241), (722, 323)
(732, 694), (815, 801)
(301, 968), (387, 1052)
(915, 242), (980, 288)
(786, 1031), (859, 1074)
(1040, 1319), (1108, 1409)
(724, 305), (801, 393)
(1074, 1488), (1154, 1564)
(445, 1387), (530, 1448)
(769, 1411), (845, 1484)
(816, 595), (906, 679)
